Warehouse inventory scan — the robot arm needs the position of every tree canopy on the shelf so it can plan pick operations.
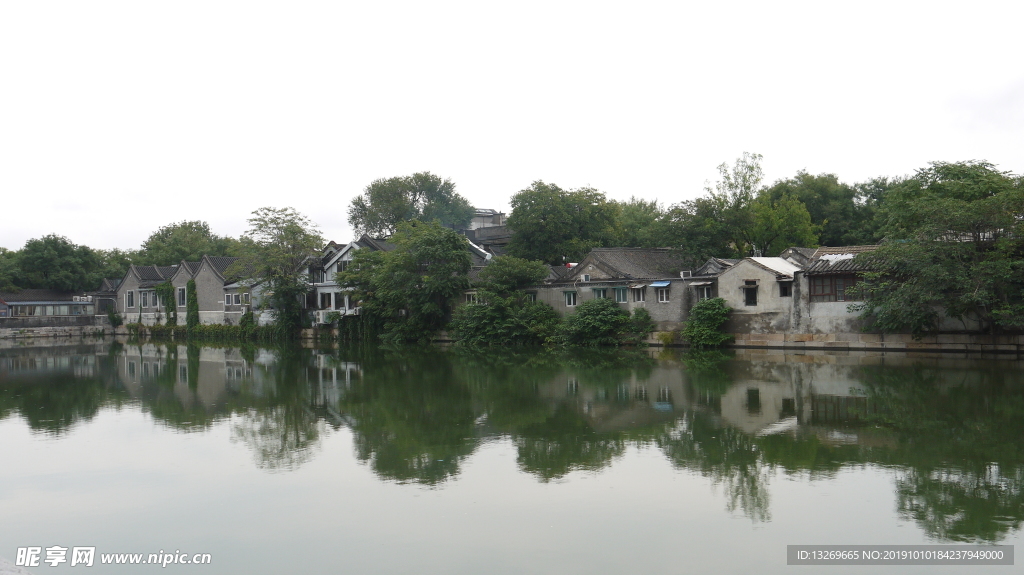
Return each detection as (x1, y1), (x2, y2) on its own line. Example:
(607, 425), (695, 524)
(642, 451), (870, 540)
(136, 220), (241, 266)
(347, 172), (474, 237)
(16, 234), (102, 291)
(852, 161), (1024, 335)
(234, 207), (324, 335)
(506, 181), (618, 264)
(341, 220), (472, 343)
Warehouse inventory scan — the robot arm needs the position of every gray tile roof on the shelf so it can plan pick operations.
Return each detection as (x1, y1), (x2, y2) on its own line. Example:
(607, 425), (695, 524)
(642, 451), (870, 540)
(805, 245), (879, 275)
(575, 248), (688, 280)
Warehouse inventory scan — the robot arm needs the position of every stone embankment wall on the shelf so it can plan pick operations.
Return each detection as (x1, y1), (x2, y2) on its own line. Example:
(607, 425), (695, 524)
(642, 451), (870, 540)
(728, 332), (1024, 353)
(0, 316), (112, 340)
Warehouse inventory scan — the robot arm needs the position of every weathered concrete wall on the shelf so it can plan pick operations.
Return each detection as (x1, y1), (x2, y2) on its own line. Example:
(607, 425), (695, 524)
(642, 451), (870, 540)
(530, 279), (688, 331)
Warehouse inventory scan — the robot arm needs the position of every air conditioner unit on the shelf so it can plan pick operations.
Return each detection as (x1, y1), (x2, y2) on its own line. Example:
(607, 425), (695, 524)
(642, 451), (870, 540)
(680, 271), (692, 279)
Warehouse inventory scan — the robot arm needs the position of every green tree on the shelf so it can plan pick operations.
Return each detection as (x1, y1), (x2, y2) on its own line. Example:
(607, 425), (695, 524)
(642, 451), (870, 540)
(476, 256), (549, 294)
(0, 247), (20, 291)
(17, 234), (101, 291)
(136, 220), (240, 266)
(341, 220), (472, 344)
(852, 161), (1024, 336)
(740, 190), (819, 257)
(95, 248), (138, 284)
(613, 197), (665, 247)
(347, 172), (474, 236)
(556, 298), (650, 347)
(506, 181), (619, 264)
(765, 171), (881, 247)
(186, 279), (199, 330)
(233, 207), (325, 337)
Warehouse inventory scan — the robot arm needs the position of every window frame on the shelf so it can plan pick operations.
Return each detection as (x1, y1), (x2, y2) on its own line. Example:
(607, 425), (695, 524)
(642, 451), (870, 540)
(177, 287), (186, 307)
(126, 290), (135, 308)
(614, 287), (628, 303)
(592, 288), (607, 299)
(657, 287), (670, 303)
(141, 291), (149, 308)
(633, 287), (645, 302)
(564, 291), (578, 307)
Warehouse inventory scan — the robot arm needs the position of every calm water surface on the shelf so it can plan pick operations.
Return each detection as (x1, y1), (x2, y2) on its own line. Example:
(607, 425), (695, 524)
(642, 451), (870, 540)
(1, 341), (1023, 574)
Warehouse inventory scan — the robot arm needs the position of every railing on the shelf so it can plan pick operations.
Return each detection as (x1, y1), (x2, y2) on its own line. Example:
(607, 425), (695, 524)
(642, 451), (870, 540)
(313, 309), (359, 324)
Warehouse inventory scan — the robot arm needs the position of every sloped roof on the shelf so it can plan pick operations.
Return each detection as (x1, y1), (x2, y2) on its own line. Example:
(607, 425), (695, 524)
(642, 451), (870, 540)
(204, 256), (258, 283)
(805, 245), (879, 275)
(785, 247), (817, 259)
(569, 248), (688, 280)
(748, 257), (803, 278)
(0, 289), (81, 303)
(694, 257), (739, 277)
(810, 245), (879, 259)
(182, 261), (201, 275)
(95, 277), (122, 293)
(132, 264), (179, 287)
(355, 236), (396, 252)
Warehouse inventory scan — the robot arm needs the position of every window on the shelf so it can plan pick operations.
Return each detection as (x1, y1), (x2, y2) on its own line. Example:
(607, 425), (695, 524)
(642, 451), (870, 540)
(583, 274), (591, 282)
(633, 288), (645, 302)
(141, 291), (149, 308)
(126, 291), (135, 308)
(153, 292), (160, 308)
(177, 287), (186, 307)
(810, 275), (860, 302)
(779, 282), (792, 297)
(695, 286), (713, 301)
(592, 288), (607, 299)
(564, 291), (577, 307)
(614, 287), (628, 303)
(320, 293), (332, 309)
(465, 292), (479, 304)
(339, 260), (349, 273)
(242, 293), (250, 304)
(225, 294), (232, 306)
(657, 287), (670, 303)
(744, 280), (758, 306)
(525, 292), (537, 303)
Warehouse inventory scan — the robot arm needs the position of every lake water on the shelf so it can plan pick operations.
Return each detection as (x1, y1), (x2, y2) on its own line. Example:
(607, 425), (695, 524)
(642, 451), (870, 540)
(1, 341), (1022, 574)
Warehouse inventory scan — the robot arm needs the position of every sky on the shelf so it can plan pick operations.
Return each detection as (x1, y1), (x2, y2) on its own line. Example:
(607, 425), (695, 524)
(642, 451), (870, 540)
(2, 1), (1023, 252)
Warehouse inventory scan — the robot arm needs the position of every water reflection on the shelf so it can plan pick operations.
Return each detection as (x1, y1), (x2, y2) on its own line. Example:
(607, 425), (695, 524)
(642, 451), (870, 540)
(2, 342), (1024, 542)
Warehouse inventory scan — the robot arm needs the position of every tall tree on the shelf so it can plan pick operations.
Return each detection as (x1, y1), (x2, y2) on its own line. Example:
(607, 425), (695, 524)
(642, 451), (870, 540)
(0, 248), (21, 291)
(739, 191), (819, 257)
(347, 172), (474, 237)
(612, 197), (665, 247)
(852, 161), (1024, 336)
(136, 220), (240, 266)
(765, 171), (879, 246)
(506, 181), (618, 264)
(17, 234), (101, 291)
(340, 220), (472, 344)
(234, 207), (324, 335)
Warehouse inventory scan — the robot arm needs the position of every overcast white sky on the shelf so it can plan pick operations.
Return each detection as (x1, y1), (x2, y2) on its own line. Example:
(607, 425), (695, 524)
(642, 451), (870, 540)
(2, 1), (1022, 251)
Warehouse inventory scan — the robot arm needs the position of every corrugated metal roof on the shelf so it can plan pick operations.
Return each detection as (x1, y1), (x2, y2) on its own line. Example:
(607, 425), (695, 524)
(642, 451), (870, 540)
(0, 289), (81, 303)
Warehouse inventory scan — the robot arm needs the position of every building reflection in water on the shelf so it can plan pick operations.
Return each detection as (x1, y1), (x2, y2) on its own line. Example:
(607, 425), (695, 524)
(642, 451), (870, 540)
(1, 343), (1023, 541)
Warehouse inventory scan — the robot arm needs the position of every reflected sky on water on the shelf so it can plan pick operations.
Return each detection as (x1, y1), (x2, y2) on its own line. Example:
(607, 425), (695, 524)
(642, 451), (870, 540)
(1, 341), (1023, 574)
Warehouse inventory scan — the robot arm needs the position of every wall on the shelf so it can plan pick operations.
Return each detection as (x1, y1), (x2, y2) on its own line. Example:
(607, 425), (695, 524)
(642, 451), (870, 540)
(0, 316), (110, 340)
(718, 260), (796, 334)
(530, 279), (688, 331)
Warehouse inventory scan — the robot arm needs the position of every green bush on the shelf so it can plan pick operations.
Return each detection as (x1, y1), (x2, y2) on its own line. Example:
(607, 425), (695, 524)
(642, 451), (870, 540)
(449, 294), (560, 346)
(107, 308), (124, 328)
(556, 298), (632, 347)
(682, 297), (733, 349)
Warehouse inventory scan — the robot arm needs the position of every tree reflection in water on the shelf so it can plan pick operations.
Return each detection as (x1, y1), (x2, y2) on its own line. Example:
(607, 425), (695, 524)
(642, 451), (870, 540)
(3, 342), (1024, 542)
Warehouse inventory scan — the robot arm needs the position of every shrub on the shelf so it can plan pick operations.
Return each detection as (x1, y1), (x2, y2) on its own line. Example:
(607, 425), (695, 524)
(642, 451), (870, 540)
(449, 294), (560, 346)
(682, 297), (733, 349)
(556, 297), (631, 347)
(107, 308), (124, 328)
(186, 279), (200, 330)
